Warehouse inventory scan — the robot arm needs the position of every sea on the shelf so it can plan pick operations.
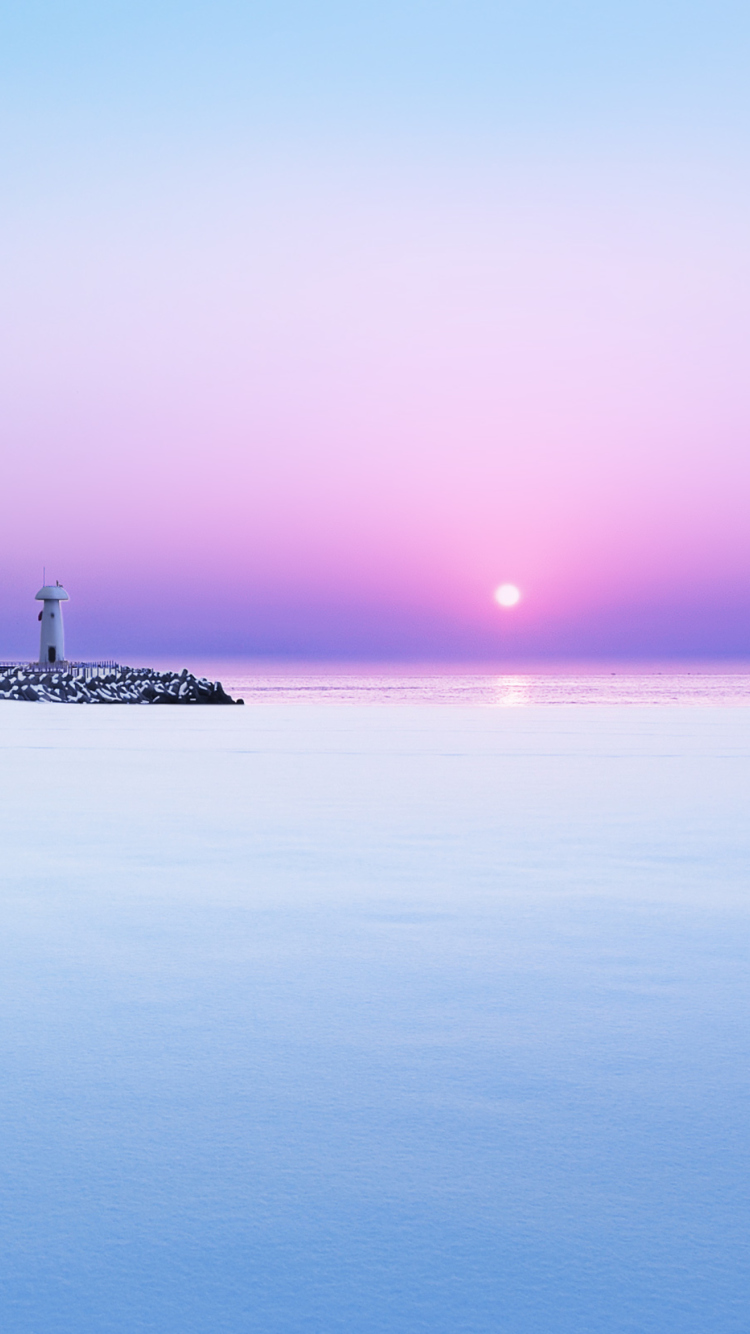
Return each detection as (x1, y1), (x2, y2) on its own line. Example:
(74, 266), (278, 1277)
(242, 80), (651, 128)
(185, 658), (750, 707)
(0, 662), (748, 1333)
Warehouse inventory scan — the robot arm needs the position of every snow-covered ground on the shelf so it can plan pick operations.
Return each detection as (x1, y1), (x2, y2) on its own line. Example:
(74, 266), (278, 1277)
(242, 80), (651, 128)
(0, 704), (748, 1333)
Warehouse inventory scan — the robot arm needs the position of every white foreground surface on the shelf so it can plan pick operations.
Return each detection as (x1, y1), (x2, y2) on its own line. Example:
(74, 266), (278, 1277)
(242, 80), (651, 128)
(1, 704), (747, 901)
(2, 702), (748, 911)
(0, 704), (748, 1334)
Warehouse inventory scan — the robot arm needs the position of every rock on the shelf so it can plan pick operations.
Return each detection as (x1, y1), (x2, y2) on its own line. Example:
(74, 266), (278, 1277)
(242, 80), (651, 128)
(0, 664), (243, 705)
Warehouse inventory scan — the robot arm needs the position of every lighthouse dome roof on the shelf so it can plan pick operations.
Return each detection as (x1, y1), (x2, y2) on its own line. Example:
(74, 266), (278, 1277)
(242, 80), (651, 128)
(35, 584), (69, 601)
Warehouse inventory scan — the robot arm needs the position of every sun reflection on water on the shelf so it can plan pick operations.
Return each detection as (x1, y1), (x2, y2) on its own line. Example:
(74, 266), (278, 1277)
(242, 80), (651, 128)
(493, 676), (532, 707)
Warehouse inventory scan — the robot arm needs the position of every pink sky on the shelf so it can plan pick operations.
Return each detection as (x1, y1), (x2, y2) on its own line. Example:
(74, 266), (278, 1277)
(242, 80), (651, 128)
(2, 8), (750, 659)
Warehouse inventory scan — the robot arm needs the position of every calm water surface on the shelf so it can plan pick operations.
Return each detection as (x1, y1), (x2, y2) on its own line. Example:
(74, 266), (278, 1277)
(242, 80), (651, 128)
(0, 698), (748, 1333)
(173, 659), (750, 706)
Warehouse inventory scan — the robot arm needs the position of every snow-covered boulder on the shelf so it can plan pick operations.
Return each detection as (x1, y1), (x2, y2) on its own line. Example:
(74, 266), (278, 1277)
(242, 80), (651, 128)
(0, 665), (244, 704)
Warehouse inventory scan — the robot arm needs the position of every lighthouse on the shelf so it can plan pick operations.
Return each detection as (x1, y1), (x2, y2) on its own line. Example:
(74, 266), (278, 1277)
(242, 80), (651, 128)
(36, 582), (69, 665)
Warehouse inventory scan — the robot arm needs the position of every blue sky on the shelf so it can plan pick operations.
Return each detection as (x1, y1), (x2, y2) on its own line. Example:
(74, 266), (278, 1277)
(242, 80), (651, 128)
(2, 2), (750, 659)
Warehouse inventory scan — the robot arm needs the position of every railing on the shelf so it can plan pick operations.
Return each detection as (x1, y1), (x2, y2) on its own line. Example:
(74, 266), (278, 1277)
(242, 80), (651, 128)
(0, 661), (121, 679)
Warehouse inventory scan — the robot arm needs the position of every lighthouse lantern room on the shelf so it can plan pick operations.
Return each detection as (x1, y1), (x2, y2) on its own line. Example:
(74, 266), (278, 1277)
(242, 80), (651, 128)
(35, 582), (69, 665)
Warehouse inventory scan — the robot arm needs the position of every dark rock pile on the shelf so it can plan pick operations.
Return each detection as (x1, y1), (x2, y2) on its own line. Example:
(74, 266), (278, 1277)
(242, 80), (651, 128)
(0, 665), (244, 705)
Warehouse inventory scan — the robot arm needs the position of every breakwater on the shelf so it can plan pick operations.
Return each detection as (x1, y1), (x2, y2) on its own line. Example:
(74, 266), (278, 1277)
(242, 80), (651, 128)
(0, 664), (243, 704)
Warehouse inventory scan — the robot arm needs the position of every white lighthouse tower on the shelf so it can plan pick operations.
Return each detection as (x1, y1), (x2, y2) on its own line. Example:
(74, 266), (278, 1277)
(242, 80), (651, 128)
(36, 581), (69, 665)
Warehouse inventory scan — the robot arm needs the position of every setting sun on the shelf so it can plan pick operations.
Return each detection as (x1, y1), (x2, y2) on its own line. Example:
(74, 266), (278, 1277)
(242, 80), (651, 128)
(494, 584), (521, 608)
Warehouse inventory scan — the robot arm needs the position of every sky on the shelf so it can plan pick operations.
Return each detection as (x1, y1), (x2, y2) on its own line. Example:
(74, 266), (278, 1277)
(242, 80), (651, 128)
(2, 0), (750, 660)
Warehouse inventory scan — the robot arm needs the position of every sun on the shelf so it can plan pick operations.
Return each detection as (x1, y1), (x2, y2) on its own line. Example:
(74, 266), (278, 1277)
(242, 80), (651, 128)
(494, 583), (521, 608)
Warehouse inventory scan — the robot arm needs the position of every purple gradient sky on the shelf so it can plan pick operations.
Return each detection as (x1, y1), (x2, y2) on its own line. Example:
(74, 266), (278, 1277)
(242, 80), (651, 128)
(2, 2), (750, 660)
